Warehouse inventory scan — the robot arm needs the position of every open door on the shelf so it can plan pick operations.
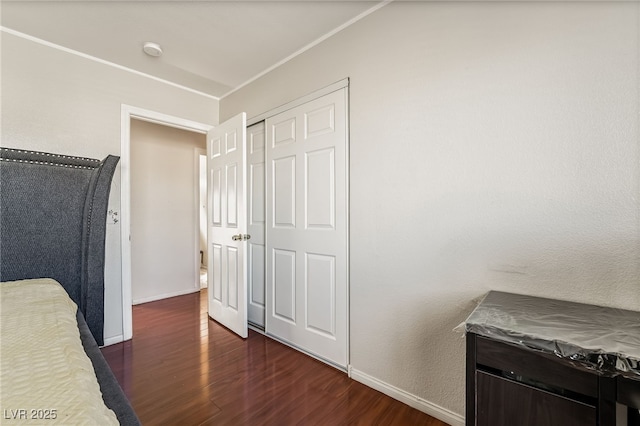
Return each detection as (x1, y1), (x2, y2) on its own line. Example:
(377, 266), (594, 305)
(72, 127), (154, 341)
(207, 112), (248, 338)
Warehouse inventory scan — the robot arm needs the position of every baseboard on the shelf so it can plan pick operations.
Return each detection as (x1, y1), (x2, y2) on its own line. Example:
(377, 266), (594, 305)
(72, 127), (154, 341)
(348, 367), (465, 426)
(102, 334), (124, 347)
(133, 288), (200, 305)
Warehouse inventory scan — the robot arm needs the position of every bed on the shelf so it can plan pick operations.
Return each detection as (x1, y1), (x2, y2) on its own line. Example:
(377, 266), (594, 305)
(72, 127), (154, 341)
(0, 147), (140, 425)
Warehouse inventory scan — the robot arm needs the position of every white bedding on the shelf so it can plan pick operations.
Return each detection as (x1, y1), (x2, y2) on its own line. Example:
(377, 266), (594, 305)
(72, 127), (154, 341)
(0, 278), (119, 425)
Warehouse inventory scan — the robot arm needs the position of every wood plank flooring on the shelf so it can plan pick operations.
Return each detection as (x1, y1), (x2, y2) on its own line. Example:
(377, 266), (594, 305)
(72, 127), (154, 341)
(101, 290), (449, 425)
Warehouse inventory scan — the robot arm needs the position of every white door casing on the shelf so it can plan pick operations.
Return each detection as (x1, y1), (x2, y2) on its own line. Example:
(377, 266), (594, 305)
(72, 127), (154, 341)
(207, 112), (248, 338)
(265, 88), (348, 368)
(247, 122), (266, 328)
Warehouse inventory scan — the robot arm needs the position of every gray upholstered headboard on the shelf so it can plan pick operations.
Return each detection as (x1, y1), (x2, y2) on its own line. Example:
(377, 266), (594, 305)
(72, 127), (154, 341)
(0, 147), (119, 345)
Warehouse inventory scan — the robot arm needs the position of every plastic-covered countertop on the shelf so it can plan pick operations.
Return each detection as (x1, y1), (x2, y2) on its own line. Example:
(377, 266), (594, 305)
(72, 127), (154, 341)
(464, 291), (640, 378)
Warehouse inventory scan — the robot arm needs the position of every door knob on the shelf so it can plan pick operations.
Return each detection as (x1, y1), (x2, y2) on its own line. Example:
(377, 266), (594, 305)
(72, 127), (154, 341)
(231, 234), (251, 241)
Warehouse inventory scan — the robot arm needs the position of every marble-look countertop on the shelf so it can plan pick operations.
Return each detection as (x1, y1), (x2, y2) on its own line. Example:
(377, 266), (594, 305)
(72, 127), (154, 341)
(465, 291), (640, 378)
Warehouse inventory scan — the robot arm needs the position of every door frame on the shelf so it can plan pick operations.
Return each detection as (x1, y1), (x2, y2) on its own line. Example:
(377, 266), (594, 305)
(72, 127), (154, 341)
(120, 104), (213, 340)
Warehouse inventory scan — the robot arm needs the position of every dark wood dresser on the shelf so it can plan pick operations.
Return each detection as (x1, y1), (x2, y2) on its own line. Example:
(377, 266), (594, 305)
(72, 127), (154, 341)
(465, 291), (640, 426)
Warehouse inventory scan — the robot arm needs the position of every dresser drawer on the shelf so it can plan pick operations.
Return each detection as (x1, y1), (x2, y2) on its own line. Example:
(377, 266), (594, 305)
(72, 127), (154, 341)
(475, 336), (598, 398)
(477, 370), (597, 426)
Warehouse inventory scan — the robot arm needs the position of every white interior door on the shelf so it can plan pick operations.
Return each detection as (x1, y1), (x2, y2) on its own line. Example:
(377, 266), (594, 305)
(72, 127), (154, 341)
(265, 88), (348, 368)
(247, 122), (266, 328)
(207, 112), (248, 338)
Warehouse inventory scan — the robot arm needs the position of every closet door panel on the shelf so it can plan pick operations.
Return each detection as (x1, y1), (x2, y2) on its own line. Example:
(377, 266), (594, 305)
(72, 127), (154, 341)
(265, 88), (348, 369)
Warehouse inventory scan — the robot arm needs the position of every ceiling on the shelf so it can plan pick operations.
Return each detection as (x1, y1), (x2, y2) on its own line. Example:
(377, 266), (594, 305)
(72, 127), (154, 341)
(1, 1), (382, 99)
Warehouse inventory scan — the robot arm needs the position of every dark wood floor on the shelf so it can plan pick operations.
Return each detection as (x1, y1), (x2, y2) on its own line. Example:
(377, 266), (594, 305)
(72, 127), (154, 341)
(101, 290), (449, 425)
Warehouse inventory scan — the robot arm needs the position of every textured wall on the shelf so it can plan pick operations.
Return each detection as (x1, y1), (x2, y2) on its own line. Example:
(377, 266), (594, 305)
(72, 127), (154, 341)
(221, 1), (640, 418)
(1, 32), (218, 341)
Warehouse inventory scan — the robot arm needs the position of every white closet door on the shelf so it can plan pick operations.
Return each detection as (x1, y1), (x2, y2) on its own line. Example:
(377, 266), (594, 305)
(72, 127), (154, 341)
(247, 122), (266, 328)
(207, 112), (248, 338)
(266, 88), (348, 368)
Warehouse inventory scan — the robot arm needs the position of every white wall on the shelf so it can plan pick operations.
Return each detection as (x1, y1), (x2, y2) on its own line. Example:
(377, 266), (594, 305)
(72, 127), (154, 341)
(1, 32), (218, 342)
(130, 119), (205, 303)
(221, 2), (640, 420)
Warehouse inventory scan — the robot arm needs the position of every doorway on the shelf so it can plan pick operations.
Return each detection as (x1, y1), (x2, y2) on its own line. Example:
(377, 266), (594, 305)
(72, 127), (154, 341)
(120, 105), (213, 341)
(130, 120), (206, 304)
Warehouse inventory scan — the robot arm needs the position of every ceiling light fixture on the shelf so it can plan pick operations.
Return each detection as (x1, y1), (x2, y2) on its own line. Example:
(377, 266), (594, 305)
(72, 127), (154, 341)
(143, 42), (163, 57)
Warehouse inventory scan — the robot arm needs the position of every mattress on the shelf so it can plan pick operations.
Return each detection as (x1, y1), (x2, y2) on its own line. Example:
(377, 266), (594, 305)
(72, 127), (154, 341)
(0, 278), (119, 425)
